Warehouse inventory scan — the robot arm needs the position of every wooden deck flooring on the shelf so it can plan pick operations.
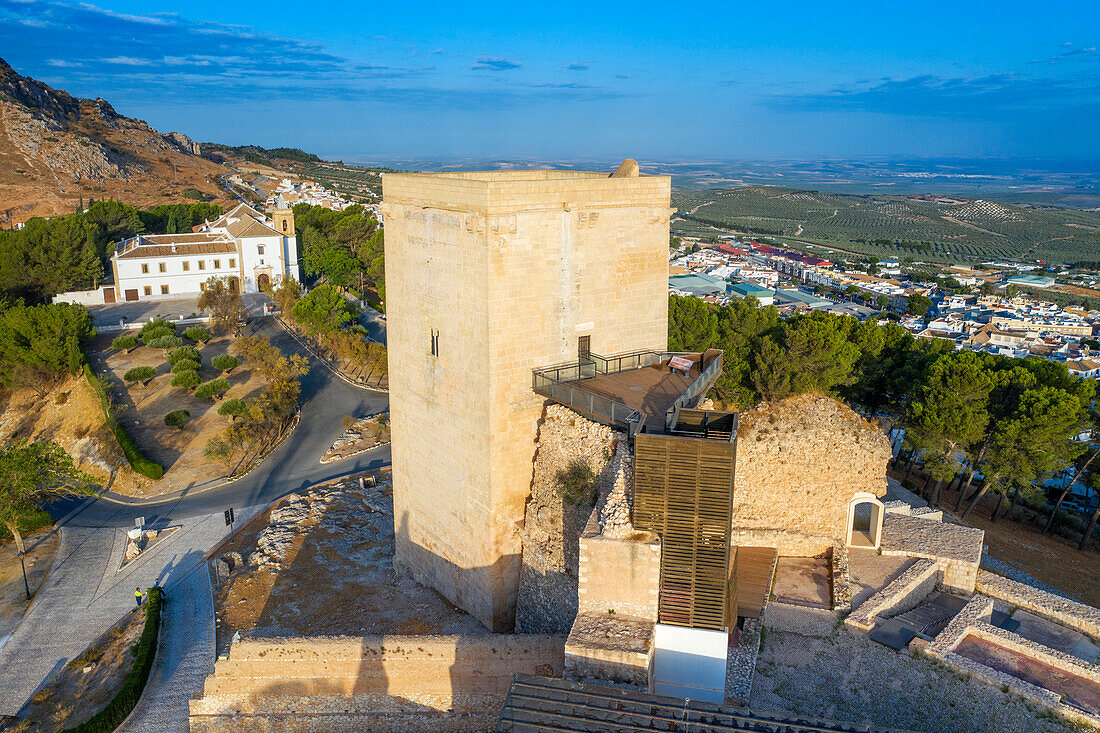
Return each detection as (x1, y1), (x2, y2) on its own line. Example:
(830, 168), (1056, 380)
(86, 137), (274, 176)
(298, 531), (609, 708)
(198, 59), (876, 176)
(574, 364), (697, 429)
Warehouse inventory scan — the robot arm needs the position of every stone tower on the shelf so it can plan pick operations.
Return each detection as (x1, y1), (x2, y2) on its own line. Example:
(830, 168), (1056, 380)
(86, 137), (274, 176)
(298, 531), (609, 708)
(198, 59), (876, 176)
(381, 166), (672, 631)
(271, 208), (295, 237)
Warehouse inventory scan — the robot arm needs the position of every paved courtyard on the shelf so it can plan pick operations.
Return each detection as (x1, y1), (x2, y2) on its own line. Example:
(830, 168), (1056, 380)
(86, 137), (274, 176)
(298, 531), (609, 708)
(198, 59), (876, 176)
(85, 293), (270, 329)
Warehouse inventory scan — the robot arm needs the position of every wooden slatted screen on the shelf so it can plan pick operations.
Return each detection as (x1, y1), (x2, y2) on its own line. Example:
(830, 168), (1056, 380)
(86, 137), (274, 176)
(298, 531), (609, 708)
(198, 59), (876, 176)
(732, 546), (777, 619)
(633, 432), (735, 631)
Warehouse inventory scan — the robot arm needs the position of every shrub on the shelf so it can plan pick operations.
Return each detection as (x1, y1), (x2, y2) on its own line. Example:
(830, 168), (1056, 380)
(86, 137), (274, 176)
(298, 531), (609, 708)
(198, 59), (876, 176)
(140, 318), (175, 343)
(211, 354), (240, 373)
(83, 364), (163, 480)
(166, 345), (201, 365)
(111, 334), (138, 351)
(123, 366), (156, 384)
(63, 588), (161, 733)
(164, 409), (190, 429)
(182, 326), (211, 343)
(170, 370), (200, 389)
(557, 460), (596, 506)
(194, 378), (229, 400)
(217, 398), (247, 418)
(171, 359), (200, 374)
(147, 335), (183, 350)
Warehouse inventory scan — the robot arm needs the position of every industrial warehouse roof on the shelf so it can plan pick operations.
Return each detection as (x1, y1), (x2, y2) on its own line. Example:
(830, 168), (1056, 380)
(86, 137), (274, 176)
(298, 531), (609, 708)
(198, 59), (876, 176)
(669, 273), (727, 295)
(774, 288), (831, 308)
(496, 675), (917, 733)
(729, 282), (774, 298)
(1006, 274), (1057, 288)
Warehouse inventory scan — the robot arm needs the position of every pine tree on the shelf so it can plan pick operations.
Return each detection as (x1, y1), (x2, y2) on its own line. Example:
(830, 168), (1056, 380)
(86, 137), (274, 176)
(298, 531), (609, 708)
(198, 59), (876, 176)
(80, 237), (104, 289)
(166, 210), (179, 234)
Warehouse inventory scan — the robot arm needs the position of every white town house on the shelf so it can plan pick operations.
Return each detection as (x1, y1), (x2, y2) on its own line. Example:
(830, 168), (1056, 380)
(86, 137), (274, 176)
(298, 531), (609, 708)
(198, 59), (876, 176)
(109, 204), (300, 301)
(55, 203), (300, 305)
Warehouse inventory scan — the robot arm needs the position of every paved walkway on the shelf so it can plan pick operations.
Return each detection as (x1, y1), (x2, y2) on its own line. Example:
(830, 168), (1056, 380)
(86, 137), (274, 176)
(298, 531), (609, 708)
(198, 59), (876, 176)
(0, 509), (253, 718)
(119, 511), (256, 733)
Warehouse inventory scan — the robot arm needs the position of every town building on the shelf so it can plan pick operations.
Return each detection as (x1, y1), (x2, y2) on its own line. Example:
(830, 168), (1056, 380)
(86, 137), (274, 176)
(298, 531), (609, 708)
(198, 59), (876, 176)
(267, 177), (352, 211)
(53, 203), (300, 304)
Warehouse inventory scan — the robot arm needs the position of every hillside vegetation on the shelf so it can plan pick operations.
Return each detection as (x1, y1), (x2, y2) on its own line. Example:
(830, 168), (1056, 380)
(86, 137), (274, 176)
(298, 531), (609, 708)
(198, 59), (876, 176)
(673, 186), (1100, 265)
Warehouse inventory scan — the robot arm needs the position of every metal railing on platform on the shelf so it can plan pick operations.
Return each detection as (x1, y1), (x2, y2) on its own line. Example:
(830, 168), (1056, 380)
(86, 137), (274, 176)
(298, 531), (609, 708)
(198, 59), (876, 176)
(532, 348), (724, 437)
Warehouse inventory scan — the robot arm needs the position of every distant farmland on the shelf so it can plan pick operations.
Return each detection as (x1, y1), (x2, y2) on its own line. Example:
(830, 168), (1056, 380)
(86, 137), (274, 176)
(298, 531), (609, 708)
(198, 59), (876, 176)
(671, 186), (1100, 265)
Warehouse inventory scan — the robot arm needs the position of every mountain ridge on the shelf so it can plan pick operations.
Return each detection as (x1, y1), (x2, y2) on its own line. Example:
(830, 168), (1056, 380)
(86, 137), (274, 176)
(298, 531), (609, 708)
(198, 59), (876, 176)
(0, 57), (230, 223)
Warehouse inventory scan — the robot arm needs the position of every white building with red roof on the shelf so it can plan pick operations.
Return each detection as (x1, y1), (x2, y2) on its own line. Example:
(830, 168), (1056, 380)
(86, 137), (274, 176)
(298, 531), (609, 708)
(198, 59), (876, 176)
(104, 203), (299, 302)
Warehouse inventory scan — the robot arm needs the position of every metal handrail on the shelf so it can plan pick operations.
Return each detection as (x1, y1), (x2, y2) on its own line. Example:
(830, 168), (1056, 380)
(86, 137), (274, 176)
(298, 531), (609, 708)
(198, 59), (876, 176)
(664, 351), (724, 432)
(532, 370), (643, 435)
(532, 349), (723, 438)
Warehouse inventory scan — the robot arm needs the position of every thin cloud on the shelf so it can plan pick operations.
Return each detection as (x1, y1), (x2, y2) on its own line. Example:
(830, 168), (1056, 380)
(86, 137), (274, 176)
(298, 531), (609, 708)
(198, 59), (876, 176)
(769, 73), (1100, 117)
(566, 62), (590, 71)
(471, 56), (521, 71)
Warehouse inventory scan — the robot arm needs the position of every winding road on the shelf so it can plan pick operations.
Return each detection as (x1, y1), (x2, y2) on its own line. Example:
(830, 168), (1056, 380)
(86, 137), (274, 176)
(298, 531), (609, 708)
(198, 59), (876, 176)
(0, 315), (390, 726)
(53, 317), (390, 528)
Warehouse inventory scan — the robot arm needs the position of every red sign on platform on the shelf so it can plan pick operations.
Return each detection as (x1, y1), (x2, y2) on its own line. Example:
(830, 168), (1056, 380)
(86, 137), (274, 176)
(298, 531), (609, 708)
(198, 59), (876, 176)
(669, 356), (694, 372)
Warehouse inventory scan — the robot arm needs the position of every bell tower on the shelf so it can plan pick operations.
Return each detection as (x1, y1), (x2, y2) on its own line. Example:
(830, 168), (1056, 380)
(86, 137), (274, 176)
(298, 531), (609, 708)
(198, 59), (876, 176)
(272, 208), (295, 237)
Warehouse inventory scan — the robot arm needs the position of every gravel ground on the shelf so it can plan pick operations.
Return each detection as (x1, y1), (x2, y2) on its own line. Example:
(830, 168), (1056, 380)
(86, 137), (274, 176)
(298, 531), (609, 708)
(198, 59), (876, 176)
(750, 625), (1083, 733)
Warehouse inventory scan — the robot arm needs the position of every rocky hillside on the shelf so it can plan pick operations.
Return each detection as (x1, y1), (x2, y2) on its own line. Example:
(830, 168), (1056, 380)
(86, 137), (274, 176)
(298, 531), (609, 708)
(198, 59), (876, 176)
(0, 57), (230, 223)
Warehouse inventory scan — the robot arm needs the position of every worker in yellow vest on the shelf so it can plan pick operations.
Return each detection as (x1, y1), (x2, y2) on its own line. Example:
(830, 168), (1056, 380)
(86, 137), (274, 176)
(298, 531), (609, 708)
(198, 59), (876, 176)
(135, 587), (144, 608)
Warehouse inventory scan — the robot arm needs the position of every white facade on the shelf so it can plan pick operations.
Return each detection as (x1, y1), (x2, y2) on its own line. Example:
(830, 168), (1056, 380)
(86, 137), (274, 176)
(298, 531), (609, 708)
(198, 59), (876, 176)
(108, 203), (299, 302)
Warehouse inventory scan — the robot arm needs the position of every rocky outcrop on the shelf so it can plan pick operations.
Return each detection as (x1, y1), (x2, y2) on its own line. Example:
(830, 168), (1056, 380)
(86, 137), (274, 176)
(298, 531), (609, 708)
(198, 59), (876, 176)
(0, 55), (227, 219)
(515, 405), (623, 634)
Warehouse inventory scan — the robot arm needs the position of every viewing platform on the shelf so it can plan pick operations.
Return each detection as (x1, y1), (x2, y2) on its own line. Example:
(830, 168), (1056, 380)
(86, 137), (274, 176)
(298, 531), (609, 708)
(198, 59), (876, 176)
(532, 348), (723, 436)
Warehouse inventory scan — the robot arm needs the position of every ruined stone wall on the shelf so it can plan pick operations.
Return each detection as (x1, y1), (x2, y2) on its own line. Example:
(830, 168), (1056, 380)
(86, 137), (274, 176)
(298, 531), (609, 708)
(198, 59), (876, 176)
(515, 405), (621, 634)
(382, 171), (670, 631)
(731, 395), (892, 555)
(189, 634), (564, 733)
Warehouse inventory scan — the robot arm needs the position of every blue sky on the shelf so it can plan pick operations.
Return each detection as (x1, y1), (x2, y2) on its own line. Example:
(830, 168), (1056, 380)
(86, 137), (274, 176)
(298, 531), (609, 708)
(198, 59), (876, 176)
(1, 0), (1098, 163)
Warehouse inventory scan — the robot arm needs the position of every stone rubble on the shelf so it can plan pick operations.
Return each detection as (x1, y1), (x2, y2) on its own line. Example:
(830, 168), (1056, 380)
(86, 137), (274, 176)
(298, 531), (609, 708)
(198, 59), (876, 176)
(123, 528), (163, 564)
(320, 413), (390, 464)
(516, 405), (623, 634)
(597, 440), (635, 538)
(246, 479), (393, 571)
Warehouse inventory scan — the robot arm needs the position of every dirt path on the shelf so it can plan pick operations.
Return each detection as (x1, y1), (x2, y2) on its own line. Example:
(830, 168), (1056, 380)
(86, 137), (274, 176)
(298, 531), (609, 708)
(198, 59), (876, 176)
(0, 528), (59, 649)
(685, 200), (715, 216)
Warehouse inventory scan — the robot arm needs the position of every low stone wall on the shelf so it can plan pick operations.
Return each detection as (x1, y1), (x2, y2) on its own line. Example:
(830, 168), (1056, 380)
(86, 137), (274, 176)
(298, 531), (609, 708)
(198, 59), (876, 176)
(189, 634), (564, 733)
(831, 544), (852, 616)
(725, 618), (762, 705)
(729, 527), (835, 558)
(846, 559), (939, 631)
(879, 513), (983, 594)
(921, 594), (1100, 730)
(975, 570), (1100, 638)
(564, 614), (653, 688)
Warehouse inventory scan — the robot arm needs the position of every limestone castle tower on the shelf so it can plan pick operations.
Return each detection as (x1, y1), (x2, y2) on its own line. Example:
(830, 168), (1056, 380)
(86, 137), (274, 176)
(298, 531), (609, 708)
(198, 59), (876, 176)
(381, 165), (672, 631)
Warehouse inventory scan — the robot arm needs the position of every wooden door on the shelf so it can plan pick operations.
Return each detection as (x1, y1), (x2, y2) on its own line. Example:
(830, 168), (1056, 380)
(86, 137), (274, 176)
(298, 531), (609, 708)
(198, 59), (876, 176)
(124, 289), (139, 302)
(103, 287), (116, 303)
(578, 335), (591, 359)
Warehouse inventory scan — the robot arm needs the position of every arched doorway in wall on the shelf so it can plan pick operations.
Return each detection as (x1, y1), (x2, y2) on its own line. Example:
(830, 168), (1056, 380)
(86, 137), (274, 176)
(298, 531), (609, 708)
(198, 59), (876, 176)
(228, 276), (240, 294)
(256, 273), (271, 291)
(846, 492), (885, 550)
